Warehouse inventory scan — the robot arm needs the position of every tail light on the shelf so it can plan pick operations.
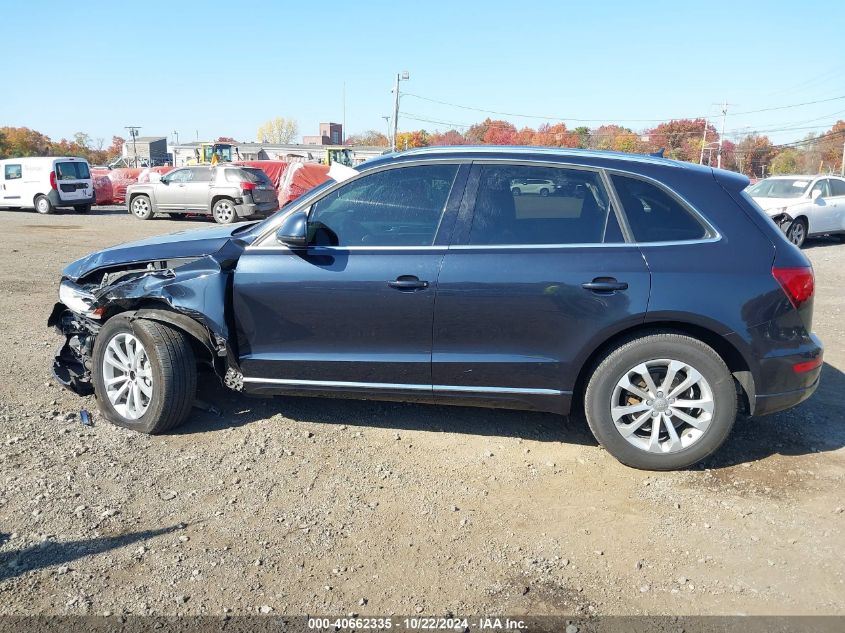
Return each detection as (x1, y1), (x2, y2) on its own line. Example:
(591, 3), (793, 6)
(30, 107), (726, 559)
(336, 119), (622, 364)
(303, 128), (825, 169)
(49, 171), (57, 190)
(240, 181), (256, 192)
(772, 266), (814, 309)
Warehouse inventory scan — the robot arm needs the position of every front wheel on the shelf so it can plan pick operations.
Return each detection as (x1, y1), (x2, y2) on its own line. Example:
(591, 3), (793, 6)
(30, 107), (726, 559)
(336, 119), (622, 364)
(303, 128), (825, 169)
(540, 188), (549, 197)
(92, 317), (197, 434)
(511, 188), (521, 196)
(583, 333), (737, 470)
(786, 218), (807, 248)
(130, 195), (154, 220)
(212, 198), (237, 224)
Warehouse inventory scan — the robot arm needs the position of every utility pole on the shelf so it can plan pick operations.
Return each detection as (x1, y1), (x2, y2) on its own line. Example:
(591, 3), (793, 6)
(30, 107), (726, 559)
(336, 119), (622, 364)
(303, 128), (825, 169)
(173, 130), (179, 146)
(342, 82), (346, 145)
(699, 119), (708, 165)
(391, 71), (409, 152)
(125, 126), (141, 168)
(717, 100), (728, 169)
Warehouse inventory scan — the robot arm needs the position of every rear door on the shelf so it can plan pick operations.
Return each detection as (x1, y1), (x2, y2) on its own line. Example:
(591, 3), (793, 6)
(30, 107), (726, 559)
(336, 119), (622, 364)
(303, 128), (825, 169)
(431, 162), (651, 413)
(233, 162), (468, 395)
(1, 162), (23, 207)
(54, 160), (92, 203)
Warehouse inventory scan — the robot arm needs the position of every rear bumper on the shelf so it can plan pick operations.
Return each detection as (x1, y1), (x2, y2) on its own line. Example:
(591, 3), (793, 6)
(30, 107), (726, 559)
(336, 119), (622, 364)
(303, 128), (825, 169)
(753, 377), (820, 416)
(48, 190), (95, 208)
(235, 200), (278, 218)
(750, 332), (823, 416)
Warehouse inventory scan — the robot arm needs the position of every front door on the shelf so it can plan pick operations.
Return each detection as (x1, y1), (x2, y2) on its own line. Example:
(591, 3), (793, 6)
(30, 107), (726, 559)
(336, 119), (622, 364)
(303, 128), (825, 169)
(432, 163), (651, 413)
(233, 162), (467, 397)
(156, 168), (192, 211)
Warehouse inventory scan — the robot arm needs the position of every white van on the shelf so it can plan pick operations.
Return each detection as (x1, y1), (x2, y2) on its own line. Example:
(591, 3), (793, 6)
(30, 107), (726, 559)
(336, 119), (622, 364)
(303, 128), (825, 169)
(0, 156), (95, 214)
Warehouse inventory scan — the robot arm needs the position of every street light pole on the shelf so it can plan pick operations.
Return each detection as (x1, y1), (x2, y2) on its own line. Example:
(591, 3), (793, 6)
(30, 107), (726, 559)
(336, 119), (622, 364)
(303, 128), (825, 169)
(382, 116), (391, 148)
(391, 71), (409, 152)
(125, 126), (141, 168)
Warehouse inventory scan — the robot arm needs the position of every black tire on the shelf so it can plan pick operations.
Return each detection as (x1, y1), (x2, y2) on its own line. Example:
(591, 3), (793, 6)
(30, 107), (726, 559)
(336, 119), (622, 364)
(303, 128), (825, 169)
(212, 198), (237, 224)
(75, 204), (91, 213)
(92, 316), (197, 434)
(130, 195), (154, 220)
(583, 332), (737, 470)
(786, 218), (807, 248)
(511, 188), (521, 196)
(540, 188), (549, 197)
(34, 195), (54, 215)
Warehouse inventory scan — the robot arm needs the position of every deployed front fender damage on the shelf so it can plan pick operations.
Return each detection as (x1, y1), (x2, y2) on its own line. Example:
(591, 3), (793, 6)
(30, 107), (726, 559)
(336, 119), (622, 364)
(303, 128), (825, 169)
(48, 239), (247, 396)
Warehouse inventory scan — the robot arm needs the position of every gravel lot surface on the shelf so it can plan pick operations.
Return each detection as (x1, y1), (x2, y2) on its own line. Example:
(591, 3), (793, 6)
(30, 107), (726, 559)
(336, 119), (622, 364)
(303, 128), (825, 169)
(0, 206), (843, 617)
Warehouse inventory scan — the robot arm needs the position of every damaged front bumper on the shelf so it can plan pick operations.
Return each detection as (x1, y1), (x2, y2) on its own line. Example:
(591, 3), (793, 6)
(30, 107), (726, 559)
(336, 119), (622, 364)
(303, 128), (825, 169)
(48, 302), (98, 395)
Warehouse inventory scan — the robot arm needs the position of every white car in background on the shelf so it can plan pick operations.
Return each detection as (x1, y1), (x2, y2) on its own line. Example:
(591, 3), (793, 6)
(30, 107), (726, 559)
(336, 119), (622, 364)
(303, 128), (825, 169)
(747, 175), (845, 247)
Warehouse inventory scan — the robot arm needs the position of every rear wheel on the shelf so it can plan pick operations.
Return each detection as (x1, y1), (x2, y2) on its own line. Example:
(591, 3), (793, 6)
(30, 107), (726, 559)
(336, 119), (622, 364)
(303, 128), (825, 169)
(786, 218), (807, 248)
(92, 317), (196, 434)
(131, 195), (153, 220)
(212, 198), (237, 224)
(35, 195), (54, 215)
(583, 333), (737, 470)
(75, 204), (91, 213)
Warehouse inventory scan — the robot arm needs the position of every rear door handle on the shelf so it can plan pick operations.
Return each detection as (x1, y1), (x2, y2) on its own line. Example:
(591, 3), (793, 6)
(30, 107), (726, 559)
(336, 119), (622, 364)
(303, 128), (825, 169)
(388, 275), (429, 290)
(581, 278), (628, 293)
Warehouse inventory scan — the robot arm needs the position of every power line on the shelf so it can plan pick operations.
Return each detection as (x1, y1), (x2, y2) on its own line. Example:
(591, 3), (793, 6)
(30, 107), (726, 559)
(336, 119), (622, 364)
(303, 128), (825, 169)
(403, 92), (845, 124)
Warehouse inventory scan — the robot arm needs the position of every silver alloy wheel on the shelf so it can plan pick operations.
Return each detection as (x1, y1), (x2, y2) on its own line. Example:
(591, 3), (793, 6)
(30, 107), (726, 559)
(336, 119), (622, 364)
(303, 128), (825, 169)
(36, 197), (50, 213)
(132, 197), (151, 218)
(213, 200), (235, 223)
(102, 332), (153, 420)
(610, 358), (714, 454)
(788, 221), (805, 246)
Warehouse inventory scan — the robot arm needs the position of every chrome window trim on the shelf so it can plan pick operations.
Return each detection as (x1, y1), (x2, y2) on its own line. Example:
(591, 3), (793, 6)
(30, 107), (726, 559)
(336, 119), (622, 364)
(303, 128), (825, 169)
(247, 156), (722, 250)
(242, 376), (564, 396)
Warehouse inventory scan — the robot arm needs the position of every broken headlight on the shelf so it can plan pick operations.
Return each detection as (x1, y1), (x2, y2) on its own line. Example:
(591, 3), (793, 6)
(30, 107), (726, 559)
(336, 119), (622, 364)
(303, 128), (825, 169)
(59, 280), (100, 319)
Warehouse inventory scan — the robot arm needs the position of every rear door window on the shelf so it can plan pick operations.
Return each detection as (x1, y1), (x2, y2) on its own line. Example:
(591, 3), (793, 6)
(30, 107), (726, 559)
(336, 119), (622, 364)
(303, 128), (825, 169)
(55, 161), (90, 180)
(190, 168), (213, 182)
(830, 179), (845, 197)
(467, 165), (612, 245)
(610, 174), (708, 243)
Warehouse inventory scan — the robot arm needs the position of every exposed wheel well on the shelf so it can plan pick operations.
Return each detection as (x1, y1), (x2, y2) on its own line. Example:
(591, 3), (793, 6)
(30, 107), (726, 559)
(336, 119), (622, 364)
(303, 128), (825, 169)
(572, 321), (753, 415)
(211, 195), (235, 211)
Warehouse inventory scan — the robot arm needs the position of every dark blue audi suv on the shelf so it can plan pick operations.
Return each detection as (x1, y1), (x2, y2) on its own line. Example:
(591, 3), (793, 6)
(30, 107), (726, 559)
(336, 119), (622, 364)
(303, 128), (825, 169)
(49, 147), (823, 470)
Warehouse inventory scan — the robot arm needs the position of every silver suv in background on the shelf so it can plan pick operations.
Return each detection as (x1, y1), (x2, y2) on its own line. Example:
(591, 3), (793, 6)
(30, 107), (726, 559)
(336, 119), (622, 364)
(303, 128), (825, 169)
(126, 166), (279, 224)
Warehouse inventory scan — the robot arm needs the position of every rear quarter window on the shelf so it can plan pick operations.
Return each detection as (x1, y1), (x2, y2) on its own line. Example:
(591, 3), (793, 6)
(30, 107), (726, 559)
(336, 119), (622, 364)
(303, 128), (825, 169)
(611, 174), (708, 243)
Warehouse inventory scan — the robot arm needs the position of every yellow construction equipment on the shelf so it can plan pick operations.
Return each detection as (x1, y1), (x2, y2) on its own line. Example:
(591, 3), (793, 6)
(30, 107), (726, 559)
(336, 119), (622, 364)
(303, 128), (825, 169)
(188, 142), (234, 165)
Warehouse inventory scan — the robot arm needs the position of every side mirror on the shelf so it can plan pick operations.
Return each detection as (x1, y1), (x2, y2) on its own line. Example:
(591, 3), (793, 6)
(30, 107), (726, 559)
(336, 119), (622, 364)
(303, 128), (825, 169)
(160, 177), (169, 185)
(811, 188), (822, 201)
(275, 210), (308, 248)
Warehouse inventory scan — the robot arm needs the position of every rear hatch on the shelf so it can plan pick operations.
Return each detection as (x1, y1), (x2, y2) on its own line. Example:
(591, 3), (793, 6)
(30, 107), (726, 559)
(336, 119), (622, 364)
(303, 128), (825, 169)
(54, 160), (92, 201)
(234, 167), (277, 204)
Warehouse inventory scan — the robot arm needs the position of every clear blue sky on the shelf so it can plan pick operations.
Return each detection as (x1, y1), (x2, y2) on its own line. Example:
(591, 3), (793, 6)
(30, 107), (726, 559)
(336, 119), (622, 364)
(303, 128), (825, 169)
(3, 0), (844, 145)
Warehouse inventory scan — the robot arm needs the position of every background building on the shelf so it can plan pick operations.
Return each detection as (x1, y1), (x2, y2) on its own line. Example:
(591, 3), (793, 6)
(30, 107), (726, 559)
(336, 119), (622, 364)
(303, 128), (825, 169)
(302, 122), (343, 146)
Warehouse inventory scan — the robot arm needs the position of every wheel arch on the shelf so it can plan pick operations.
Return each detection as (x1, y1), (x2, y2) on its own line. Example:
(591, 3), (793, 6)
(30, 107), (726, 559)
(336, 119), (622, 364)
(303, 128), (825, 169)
(211, 194), (236, 212)
(571, 320), (754, 416)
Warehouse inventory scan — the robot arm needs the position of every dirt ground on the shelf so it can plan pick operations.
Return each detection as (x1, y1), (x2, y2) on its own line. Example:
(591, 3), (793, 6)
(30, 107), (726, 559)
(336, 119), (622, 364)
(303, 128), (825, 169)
(0, 206), (843, 617)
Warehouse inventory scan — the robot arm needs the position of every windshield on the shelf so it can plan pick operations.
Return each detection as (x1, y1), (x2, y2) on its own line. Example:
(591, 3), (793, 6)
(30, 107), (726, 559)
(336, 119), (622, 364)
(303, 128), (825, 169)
(55, 161), (90, 180)
(746, 178), (811, 198)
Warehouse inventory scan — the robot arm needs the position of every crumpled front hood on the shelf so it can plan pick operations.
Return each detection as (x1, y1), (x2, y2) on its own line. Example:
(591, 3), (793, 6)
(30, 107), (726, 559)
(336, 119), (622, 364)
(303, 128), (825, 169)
(750, 196), (806, 213)
(63, 221), (260, 281)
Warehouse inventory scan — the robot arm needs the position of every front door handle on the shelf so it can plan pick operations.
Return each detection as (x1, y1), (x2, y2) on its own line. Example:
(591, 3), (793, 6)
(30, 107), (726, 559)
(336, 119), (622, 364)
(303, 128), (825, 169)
(388, 275), (429, 291)
(581, 278), (628, 293)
